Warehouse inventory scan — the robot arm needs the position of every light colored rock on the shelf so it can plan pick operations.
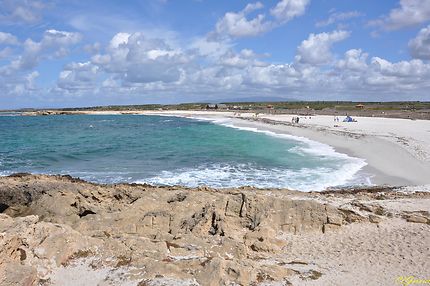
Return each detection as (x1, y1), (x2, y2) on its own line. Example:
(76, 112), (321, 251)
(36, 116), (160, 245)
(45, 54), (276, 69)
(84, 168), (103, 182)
(405, 215), (428, 224)
(369, 214), (383, 223)
(0, 174), (429, 285)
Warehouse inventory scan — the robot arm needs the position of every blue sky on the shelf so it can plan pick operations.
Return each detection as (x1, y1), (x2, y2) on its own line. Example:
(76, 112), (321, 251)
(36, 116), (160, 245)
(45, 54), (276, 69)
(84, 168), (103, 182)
(0, 0), (430, 108)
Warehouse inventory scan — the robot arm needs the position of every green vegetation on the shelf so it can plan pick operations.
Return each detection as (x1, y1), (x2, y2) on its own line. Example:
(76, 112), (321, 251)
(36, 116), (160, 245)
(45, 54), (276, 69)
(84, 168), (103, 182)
(4, 101), (429, 113)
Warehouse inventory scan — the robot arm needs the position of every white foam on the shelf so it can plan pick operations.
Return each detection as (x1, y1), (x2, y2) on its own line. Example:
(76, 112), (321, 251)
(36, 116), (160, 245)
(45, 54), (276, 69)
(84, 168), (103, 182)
(137, 114), (370, 191)
(137, 161), (369, 192)
(192, 115), (360, 160)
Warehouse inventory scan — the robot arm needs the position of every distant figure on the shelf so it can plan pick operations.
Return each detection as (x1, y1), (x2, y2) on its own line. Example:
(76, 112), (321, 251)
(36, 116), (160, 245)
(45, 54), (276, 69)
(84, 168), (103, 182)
(296, 117), (299, 123)
(291, 117), (295, 123)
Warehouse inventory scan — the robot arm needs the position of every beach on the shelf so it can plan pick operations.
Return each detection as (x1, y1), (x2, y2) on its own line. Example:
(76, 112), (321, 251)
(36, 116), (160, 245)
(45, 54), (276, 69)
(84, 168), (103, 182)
(132, 110), (430, 187)
(1, 111), (430, 285)
(22, 109), (430, 187)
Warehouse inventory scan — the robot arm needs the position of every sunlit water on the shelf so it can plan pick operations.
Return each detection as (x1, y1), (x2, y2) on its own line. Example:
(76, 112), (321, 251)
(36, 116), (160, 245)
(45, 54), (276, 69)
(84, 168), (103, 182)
(0, 114), (369, 191)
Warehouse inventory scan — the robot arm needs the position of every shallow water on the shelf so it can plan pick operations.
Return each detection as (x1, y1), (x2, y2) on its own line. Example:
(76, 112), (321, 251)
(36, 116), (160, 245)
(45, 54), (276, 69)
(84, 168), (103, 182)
(0, 114), (368, 191)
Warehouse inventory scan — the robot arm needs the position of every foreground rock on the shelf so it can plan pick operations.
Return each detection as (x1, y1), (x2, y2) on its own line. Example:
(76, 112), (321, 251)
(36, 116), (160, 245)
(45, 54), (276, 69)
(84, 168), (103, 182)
(0, 174), (429, 285)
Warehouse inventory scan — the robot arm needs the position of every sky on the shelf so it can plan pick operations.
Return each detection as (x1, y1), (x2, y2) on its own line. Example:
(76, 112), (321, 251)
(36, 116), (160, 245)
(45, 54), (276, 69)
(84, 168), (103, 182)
(0, 0), (430, 108)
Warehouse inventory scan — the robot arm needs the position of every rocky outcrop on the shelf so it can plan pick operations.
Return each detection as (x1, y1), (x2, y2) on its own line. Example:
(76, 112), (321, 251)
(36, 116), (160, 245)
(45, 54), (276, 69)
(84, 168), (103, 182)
(0, 174), (429, 285)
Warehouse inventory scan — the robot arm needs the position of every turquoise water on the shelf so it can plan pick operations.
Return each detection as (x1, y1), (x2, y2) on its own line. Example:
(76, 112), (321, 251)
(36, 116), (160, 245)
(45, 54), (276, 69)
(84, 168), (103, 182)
(0, 114), (367, 191)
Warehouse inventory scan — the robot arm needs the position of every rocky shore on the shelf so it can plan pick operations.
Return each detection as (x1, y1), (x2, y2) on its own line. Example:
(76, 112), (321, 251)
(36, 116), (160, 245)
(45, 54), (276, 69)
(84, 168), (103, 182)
(1, 174), (429, 285)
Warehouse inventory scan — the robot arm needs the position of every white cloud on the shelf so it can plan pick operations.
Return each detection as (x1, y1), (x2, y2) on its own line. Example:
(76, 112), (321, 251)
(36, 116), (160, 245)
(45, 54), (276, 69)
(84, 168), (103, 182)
(58, 62), (99, 91)
(0, 32), (19, 45)
(109, 32), (131, 49)
(370, 0), (430, 30)
(215, 2), (272, 37)
(215, 0), (311, 38)
(0, 29), (82, 99)
(316, 11), (363, 28)
(52, 28), (430, 101)
(43, 30), (82, 47)
(409, 25), (430, 60)
(189, 35), (233, 60)
(89, 32), (190, 86)
(220, 49), (267, 68)
(14, 30), (82, 70)
(270, 0), (310, 23)
(337, 49), (369, 71)
(296, 30), (350, 65)
(371, 57), (430, 78)
(0, 0), (48, 24)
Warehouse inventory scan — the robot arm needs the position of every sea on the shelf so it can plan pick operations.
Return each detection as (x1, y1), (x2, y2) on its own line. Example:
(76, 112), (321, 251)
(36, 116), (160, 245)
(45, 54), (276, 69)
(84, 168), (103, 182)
(0, 114), (370, 191)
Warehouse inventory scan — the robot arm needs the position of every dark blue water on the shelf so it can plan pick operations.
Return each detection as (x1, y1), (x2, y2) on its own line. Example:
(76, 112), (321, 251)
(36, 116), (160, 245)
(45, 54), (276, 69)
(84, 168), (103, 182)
(0, 114), (367, 191)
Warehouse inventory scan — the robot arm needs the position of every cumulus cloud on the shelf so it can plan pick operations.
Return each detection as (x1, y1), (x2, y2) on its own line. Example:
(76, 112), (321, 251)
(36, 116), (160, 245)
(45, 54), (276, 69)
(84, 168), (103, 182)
(3, 1), (430, 106)
(371, 57), (430, 78)
(369, 0), (430, 30)
(270, 0), (310, 23)
(215, 2), (272, 37)
(66, 32), (191, 93)
(15, 30), (82, 70)
(49, 27), (430, 101)
(220, 49), (267, 68)
(58, 62), (99, 91)
(336, 49), (368, 71)
(296, 30), (350, 65)
(409, 25), (430, 60)
(215, 0), (310, 38)
(0, 29), (82, 99)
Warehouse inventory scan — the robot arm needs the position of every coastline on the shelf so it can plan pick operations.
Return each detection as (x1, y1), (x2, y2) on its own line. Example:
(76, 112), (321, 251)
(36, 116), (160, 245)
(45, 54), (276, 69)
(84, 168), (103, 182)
(12, 109), (430, 187)
(2, 113), (430, 285)
(1, 174), (429, 285)
(136, 110), (430, 187)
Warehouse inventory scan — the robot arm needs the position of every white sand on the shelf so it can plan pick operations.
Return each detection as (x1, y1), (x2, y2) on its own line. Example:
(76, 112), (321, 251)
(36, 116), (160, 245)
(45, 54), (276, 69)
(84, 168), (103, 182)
(134, 110), (430, 187)
(283, 218), (430, 286)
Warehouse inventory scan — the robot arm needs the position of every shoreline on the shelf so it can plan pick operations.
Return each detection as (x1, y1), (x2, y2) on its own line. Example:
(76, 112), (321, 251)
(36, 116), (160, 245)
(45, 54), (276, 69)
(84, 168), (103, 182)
(8, 109), (430, 188)
(137, 110), (430, 187)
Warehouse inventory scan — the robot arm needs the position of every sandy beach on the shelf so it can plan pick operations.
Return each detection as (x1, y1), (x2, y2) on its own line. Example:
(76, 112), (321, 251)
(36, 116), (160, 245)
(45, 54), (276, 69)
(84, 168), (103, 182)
(124, 110), (430, 188)
(22, 109), (430, 187)
(1, 112), (430, 286)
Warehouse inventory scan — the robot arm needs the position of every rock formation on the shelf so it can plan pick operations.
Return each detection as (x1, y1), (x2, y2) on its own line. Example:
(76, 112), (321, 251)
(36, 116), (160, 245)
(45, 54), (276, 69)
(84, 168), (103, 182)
(0, 174), (429, 285)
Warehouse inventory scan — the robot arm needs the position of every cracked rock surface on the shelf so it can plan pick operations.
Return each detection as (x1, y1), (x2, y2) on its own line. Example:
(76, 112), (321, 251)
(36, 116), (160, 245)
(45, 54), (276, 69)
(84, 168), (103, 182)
(1, 174), (429, 285)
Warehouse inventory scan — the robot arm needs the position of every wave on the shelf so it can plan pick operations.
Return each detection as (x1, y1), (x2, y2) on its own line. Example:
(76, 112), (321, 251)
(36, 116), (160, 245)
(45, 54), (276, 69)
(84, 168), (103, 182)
(136, 161), (368, 192)
(148, 114), (370, 191)
(0, 112), (22, 117)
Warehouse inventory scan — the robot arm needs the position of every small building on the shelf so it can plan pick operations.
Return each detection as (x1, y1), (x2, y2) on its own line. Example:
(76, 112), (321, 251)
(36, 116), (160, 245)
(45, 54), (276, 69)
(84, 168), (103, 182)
(206, 103), (228, 110)
(355, 104), (365, 109)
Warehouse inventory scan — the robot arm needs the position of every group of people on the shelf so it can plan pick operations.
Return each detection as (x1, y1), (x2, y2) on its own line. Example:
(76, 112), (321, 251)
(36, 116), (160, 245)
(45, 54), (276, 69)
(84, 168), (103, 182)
(291, 116), (300, 124)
